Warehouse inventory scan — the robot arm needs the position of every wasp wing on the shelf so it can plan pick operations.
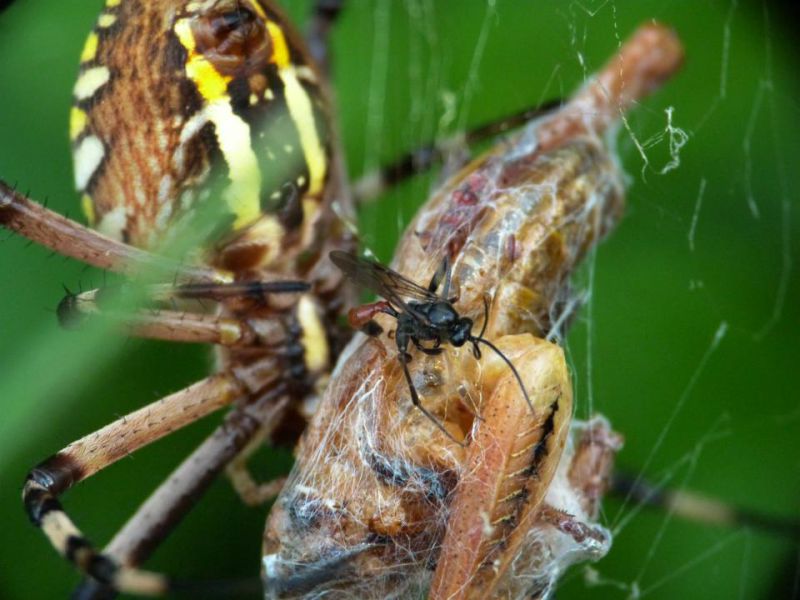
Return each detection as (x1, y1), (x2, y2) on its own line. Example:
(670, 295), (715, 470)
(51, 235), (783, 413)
(329, 251), (439, 317)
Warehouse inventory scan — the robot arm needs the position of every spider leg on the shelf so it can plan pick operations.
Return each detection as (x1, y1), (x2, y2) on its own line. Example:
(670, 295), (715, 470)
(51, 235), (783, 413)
(307, 0), (345, 76)
(23, 373), (247, 595)
(611, 470), (800, 539)
(57, 281), (307, 346)
(0, 182), (229, 283)
(63, 307), (259, 346)
(73, 388), (291, 600)
(352, 99), (561, 204)
(225, 418), (290, 507)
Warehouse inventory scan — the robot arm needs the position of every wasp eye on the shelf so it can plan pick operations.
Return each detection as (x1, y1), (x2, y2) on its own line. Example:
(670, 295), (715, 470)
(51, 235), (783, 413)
(191, 3), (271, 77)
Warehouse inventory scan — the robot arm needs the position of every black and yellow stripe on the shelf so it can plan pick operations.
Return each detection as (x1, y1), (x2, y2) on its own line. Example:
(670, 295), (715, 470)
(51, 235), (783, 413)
(70, 0), (333, 257)
(23, 456), (168, 596)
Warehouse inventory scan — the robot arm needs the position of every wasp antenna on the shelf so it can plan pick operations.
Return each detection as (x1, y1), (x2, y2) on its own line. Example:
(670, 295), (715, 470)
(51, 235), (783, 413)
(477, 295), (490, 340)
(473, 337), (533, 415)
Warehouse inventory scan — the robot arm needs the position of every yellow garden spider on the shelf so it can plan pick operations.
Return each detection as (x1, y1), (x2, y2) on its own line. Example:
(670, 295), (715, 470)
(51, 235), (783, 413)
(0, 1), (798, 599)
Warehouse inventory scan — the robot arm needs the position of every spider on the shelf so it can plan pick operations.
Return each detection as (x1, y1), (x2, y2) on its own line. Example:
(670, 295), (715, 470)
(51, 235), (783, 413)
(1, 0), (361, 596)
(1, 2), (798, 599)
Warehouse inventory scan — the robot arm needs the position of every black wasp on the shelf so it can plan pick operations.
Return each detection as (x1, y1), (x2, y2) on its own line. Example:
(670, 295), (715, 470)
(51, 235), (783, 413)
(330, 250), (532, 442)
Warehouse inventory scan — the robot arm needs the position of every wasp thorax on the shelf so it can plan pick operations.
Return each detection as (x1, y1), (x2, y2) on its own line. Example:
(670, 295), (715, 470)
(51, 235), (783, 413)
(191, 3), (271, 78)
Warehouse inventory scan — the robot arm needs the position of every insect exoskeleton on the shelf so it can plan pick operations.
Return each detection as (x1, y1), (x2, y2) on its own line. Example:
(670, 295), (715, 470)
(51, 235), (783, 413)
(261, 22), (682, 600)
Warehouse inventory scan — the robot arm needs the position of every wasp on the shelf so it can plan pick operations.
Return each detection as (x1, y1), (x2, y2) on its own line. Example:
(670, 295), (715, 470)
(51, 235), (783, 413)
(330, 249), (532, 441)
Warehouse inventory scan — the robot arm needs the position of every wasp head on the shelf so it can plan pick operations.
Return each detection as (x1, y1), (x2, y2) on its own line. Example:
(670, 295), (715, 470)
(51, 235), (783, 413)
(450, 317), (474, 347)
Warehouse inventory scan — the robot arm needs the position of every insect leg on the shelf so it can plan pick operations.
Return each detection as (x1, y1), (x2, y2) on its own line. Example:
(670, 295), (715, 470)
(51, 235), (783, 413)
(430, 337), (571, 599)
(22, 373), (246, 595)
(397, 330), (461, 444)
(536, 504), (609, 545)
(427, 254), (451, 295)
(0, 182), (229, 283)
(411, 337), (443, 356)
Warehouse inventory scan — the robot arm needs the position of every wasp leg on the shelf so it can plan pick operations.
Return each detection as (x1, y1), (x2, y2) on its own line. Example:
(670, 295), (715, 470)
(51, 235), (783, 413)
(73, 388), (291, 600)
(307, 0), (345, 76)
(352, 100), (561, 204)
(411, 338), (443, 357)
(427, 254), (452, 297)
(397, 332), (462, 445)
(23, 373), (247, 595)
(0, 182), (228, 283)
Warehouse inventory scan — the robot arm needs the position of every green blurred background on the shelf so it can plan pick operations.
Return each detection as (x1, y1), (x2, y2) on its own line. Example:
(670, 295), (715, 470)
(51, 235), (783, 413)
(0, 1), (798, 598)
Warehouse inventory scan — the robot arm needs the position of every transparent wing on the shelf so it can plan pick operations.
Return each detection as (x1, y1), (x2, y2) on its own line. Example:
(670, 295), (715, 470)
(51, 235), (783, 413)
(329, 251), (439, 312)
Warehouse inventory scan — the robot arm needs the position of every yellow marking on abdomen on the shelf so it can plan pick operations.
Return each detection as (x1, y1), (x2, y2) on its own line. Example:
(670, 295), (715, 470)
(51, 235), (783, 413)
(175, 18), (262, 229)
(80, 32), (99, 63)
(81, 194), (96, 226)
(206, 102), (262, 227)
(297, 295), (329, 373)
(70, 107), (88, 141)
(97, 13), (117, 28)
(280, 67), (327, 196)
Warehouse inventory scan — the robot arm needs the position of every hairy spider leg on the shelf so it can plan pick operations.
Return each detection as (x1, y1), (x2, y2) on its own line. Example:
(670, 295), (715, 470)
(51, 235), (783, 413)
(353, 99), (563, 205)
(58, 281), (308, 345)
(22, 373), (248, 595)
(73, 389), (292, 600)
(0, 182), (228, 283)
(610, 471), (800, 540)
